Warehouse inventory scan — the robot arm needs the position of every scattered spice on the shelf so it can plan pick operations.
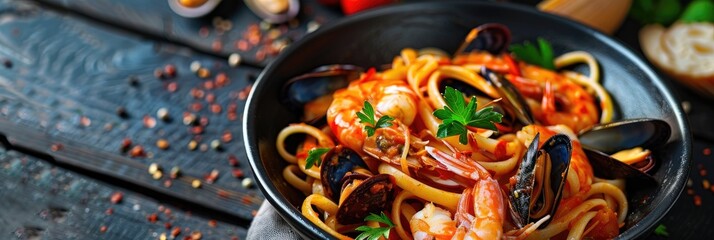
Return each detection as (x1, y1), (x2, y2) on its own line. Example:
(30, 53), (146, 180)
(164, 179), (172, 187)
(143, 115), (157, 128)
(212, 40), (223, 52)
(147, 213), (159, 223)
(191, 102), (203, 112)
(704, 179), (711, 189)
(232, 169), (244, 178)
(205, 93), (216, 103)
(694, 195), (702, 206)
(164, 64), (177, 78)
(128, 76), (139, 86)
(188, 140), (198, 151)
(217, 190), (229, 198)
(190, 61), (201, 73)
(157, 108), (170, 121)
(110, 192), (123, 204)
(210, 104), (222, 114)
(687, 189), (695, 195)
(199, 26), (210, 38)
(105, 208), (113, 215)
(191, 88), (205, 99)
(210, 139), (222, 150)
(164, 222), (171, 229)
(701, 169), (707, 177)
(205, 169), (220, 184)
(191, 126), (204, 135)
(116, 107), (129, 118)
(199, 117), (209, 126)
(149, 163), (161, 174)
(121, 138), (132, 152)
(51, 143), (63, 152)
(704, 148), (711, 156)
(154, 68), (166, 79)
(228, 53), (241, 67)
(199, 143), (209, 152)
(238, 84), (253, 100)
(153, 171), (163, 180)
(79, 116), (92, 127)
(228, 155), (239, 166)
(241, 178), (254, 188)
(192, 180), (202, 188)
(191, 231), (202, 240)
(156, 139), (170, 150)
(167, 82), (178, 92)
(208, 220), (217, 228)
(129, 145), (145, 157)
(2, 59), (12, 69)
(170, 166), (181, 179)
(100, 225), (107, 233)
(222, 131), (233, 143)
(197, 68), (211, 78)
(171, 227), (181, 238)
(204, 80), (215, 90)
(183, 113), (197, 125)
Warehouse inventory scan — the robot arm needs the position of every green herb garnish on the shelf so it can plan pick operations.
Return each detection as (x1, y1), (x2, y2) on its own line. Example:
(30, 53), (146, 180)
(654, 223), (669, 237)
(680, 0), (714, 23)
(305, 147), (330, 169)
(630, 0), (682, 25)
(433, 87), (503, 145)
(356, 101), (395, 137)
(509, 38), (556, 70)
(355, 212), (394, 240)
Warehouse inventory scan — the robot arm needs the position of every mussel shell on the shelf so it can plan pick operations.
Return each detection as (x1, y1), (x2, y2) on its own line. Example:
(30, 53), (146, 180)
(336, 174), (395, 224)
(455, 23), (511, 55)
(578, 118), (671, 154)
(509, 134), (572, 228)
(281, 64), (363, 115)
(479, 67), (535, 125)
(583, 147), (657, 183)
(320, 146), (368, 201)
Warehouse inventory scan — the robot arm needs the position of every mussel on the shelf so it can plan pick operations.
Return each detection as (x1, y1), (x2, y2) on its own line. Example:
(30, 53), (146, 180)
(454, 23), (512, 55)
(509, 133), (572, 228)
(579, 118), (671, 183)
(318, 146), (395, 225)
(281, 65), (363, 122)
(479, 67), (535, 126)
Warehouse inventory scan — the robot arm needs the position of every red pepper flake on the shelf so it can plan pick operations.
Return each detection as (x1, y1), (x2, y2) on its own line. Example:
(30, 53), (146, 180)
(167, 82), (178, 92)
(203, 80), (215, 90)
(687, 189), (695, 195)
(227, 112), (238, 121)
(205, 93), (216, 103)
(143, 115), (157, 128)
(120, 138), (132, 152)
(232, 169), (244, 178)
(215, 73), (229, 87)
(208, 220), (217, 228)
(212, 40), (223, 52)
(694, 195), (702, 206)
(205, 169), (220, 184)
(164, 64), (177, 78)
(236, 40), (249, 51)
(191, 126), (204, 135)
(105, 208), (114, 215)
(164, 208), (172, 215)
(110, 192), (123, 204)
(255, 49), (266, 62)
(164, 222), (172, 229)
(51, 143), (63, 152)
(190, 88), (205, 99)
(704, 148), (712, 156)
(198, 117), (209, 127)
(191, 102), (203, 112)
(238, 84), (253, 100)
(129, 145), (145, 157)
(222, 131), (233, 143)
(701, 169), (707, 176)
(171, 227), (181, 237)
(217, 190), (229, 198)
(147, 213), (159, 223)
(80, 116), (91, 127)
(191, 231), (203, 240)
(210, 104), (222, 114)
(228, 155), (239, 166)
(227, 103), (238, 113)
(199, 27), (210, 38)
(242, 196), (252, 204)
(164, 179), (173, 188)
(100, 225), (107, 233)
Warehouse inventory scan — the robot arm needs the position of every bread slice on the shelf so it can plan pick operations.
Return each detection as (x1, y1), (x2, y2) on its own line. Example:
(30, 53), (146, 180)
(640, 22), (714, 97)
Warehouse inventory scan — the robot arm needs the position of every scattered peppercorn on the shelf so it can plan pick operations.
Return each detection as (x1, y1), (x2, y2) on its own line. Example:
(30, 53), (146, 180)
(129, 145), (145, 157)
(232, 169), (244, 178)
(100, 225), (107, 233)
(187, 140), (198, 151)
(694, 195), (702, 206)
(191, 231), (202, 240)
(228, 53), (241, 67)
(167, 82), (178, 92)
(154, 68), (166, 79)
(120, 138), (132, 152)
(228, 155), (239, 166)
(171, 227), (181, 237)
(241, 178), (254, 188)
(147, 213), (159, 223)
(116, 107), (129, 118)
(210, 140), (222, 150)
(157, 108), (170, 121)
(208, 220), (217, 228)
(164, 179), (172, 188)
(704, 179), (711, 189)
(51, 143), (63, 152)
(143, 115), (157, 128)
(170, 166), (181, 179)
(157, 139), (170, 150)
(79, 116), (91, 127)
(149, 163), (160, 174)
(128, 76), (139, 86)
(190, 61), (201, 73)
(105, 208), (113, 215)
(2, 59), (12, 69)
(205, 169), (220, 184)
(183, 113), (197, 125)
(701, 169), (707, 177)
(704, 148), (711, 156)
(197, 68), (210, 78)
(110, 192), (123, 204)
(164, 64), (177, 78)
(192, 180), (202, 188)
(159, 233), (167, 240)
(210, 104), (222, 114)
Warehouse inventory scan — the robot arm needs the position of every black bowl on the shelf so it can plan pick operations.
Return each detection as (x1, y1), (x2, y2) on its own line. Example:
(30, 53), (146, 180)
(243, 1), (691, 239)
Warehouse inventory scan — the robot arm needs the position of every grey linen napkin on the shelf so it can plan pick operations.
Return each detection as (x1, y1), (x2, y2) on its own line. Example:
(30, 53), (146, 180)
(247, 201), (303, 240)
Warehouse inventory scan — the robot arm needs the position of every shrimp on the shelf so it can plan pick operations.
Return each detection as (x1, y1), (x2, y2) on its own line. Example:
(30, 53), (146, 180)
(519, 64), (600, 133)
(410, 178), (505, 240)
(326, 71), (418, 153)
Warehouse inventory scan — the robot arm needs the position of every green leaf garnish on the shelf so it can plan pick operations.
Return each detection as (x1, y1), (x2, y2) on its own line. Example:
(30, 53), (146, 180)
(305, 147), (330, 169)
(654, 223), (669, 237)
(630, 0), (682, 25)
(680, 0), (714, 23)
(433, 87), (503, 145)
(355, 212), (394, 240)
(357, 101), (394, 137)
(509, 38), (556, 70)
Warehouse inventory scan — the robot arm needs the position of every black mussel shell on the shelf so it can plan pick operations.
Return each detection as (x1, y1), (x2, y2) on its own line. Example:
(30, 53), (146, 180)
(281, 64), (363, 116)
(479, 67), (535, 125)
(455, 23), (511, 55)
(509, 134), (572, 228)
(336, 174), (395, 224)
(583, 147), (657, 183)
(320, 146), (368, 201)
(578, 118), (671, 154)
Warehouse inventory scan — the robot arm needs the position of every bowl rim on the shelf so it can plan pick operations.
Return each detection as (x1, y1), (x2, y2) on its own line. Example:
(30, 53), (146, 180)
(243, 1), (692, 239)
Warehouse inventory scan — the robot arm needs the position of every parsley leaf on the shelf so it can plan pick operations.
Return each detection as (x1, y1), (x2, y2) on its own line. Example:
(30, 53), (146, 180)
(355, 212), (394, 240)
(509, 38), (556, 70)
(357, 101), (394, 137)
(305, 147), (330, 169)
(630, 0), (682, 25)
(433, 87), (503, 145)
(654, 224), (669, 237)
(680, 0), (714, 23)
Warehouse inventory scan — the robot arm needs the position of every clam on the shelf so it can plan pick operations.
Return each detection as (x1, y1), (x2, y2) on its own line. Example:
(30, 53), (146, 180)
(579, 119), (671, 183)
(509, 133), (572, 228)
(454, 23), (511, 56)
(319, 146), (369, 201)
(281, 65), (363, 122)
(244, 0), (300, 24)
(335, 174), (395, 224)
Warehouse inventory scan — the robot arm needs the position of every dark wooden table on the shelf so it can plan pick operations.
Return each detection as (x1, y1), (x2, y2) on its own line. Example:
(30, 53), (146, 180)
(0, 0), (712, 239)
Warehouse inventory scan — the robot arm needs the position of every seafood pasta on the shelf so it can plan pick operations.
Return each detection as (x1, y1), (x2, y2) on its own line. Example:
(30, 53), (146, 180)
(276, 24), (663, 240)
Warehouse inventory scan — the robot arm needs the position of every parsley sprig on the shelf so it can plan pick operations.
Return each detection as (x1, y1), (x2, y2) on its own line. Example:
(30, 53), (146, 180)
(305, 147), (330, 169)
(654, 224), (669, 237)
(356, 101), (394, 137)
(355, 212), (394, 240)
(509, 38), (555, 70)
(433, 87), (503, 145)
